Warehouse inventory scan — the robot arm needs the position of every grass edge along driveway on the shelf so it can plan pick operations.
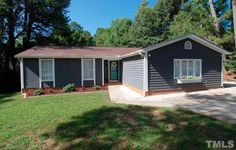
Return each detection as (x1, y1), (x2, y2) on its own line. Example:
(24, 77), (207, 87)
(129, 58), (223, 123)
(0, 92), (236, 150)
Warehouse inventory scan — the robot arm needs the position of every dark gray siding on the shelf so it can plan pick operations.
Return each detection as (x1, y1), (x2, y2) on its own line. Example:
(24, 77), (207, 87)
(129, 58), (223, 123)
(42, 81), (53, 88)
(104, 60), (108, 83)
(55, 59), (81, 87)
(148, 38), (222, 91)
(119, 60), (122, 82)
(122, 55), (144, 90)
(23, 58), (39, 88)
(83, 80), (94, 87)
(95, 59), (102, 85)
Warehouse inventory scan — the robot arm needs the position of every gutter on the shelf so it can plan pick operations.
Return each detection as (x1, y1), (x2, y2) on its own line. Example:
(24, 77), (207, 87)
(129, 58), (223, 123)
(119, 49), (144, 58)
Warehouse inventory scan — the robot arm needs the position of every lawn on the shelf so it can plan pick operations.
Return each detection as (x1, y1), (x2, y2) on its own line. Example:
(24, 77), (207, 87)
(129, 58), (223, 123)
(0, 92), (236, 150)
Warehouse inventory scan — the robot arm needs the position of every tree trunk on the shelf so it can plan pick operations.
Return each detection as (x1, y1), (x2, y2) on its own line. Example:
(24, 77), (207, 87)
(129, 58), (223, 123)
(0, 15), (3, 40)
(232, 0), (236, 48)
(209, 0), (220, 36)
(23, 0), (32, 50)
(6, 0), (16, 71)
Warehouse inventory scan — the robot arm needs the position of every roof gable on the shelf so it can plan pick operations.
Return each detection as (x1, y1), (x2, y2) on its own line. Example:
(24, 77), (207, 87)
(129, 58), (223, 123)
(143, 34), (231, 55)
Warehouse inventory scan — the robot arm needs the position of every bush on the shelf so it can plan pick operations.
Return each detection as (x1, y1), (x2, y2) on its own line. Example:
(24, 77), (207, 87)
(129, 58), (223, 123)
(63, 83), (76, 93)
(34, 89), (43, 96)
(94, 85), (101, 90)
(225, 53), (236, 74)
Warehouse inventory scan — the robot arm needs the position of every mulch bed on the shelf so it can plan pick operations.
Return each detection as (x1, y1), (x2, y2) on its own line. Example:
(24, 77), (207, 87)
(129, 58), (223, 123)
(23, 86), (108, 97)
(224, 72), (236, 82)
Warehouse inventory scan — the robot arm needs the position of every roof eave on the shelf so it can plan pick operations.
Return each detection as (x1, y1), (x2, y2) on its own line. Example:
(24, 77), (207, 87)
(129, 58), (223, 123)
(143, 34), (231, 55)
(14, 55), (122, 60)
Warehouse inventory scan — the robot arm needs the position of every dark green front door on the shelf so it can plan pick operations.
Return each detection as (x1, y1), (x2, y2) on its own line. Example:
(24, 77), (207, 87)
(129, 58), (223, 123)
(110, 61), (118, 81)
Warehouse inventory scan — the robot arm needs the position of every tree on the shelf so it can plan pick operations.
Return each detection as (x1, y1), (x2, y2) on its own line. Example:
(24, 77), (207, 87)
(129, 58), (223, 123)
(109, 18), (132, 47)
(225, 53), (236, 73)
(153, 0), (185, 40)
(94, 28), (111, 47)
(168, 0), (222, 42)
(51, 21), (93, 46)
(0, 0), (70, 72)
(209, 0), (220, 35)
(80, 31), (93, 46)
(232, 0), (236, 48)
(129, 0), (159, 47)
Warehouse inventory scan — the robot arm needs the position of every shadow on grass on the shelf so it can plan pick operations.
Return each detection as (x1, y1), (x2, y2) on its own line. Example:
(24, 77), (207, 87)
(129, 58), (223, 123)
(0, 93), (18, 105)
(50, 105), (236, 150)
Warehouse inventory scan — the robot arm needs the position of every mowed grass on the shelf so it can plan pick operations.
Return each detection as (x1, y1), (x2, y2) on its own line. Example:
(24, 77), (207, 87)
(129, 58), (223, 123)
(0, 92), (236, 150)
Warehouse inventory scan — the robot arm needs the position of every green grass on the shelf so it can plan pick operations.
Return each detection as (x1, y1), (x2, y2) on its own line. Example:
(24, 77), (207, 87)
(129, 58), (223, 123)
(0, 92), (236, 150)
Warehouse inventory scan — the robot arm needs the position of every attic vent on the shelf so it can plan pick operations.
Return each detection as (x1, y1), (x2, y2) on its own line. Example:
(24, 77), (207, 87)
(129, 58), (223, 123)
(184, 41), (192, 50)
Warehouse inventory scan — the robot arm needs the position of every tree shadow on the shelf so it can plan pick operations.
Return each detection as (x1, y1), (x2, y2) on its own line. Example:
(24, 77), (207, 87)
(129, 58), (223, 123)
(224, 82), (236, 88)
(49, 105), (236, 150)
(0, 93), (17, 105)
(181, 93), (236, 124)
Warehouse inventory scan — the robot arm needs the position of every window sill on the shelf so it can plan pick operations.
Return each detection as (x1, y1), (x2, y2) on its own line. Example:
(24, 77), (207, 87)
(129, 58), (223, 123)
(177, 79), (202, 84)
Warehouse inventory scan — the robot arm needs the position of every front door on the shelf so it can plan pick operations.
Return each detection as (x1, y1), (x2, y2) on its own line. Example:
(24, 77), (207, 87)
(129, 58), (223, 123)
(110, 61), (118, 81)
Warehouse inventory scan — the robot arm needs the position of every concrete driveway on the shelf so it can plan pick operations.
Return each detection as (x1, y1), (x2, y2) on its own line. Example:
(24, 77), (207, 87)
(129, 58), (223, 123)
(109, 82), (236, 124)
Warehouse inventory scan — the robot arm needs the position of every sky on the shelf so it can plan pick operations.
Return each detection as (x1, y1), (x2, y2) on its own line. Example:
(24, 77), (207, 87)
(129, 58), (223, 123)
(68, 0), (157, 35)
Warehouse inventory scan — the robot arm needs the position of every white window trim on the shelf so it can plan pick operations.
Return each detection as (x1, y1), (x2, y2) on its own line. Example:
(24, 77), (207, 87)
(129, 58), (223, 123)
(39, 58), (55, 88)
(173, 59), (202, 79)
(102, 59), (104, 85)
(82, 59), (96, 86)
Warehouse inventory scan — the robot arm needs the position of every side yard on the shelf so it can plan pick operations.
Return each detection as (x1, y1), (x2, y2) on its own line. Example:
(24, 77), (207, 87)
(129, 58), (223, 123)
(0, 92), (236, 150)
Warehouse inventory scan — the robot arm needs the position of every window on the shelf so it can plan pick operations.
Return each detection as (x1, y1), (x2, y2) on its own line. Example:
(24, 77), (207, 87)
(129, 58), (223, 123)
(83, 59), (94, 80)
(184, 41), (192, 49)
(40, 59), (54, 81)
(174, 59), (202, 79)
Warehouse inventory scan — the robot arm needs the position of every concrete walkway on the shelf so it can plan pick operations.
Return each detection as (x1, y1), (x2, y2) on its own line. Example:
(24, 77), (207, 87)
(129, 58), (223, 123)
(109, 82), (236, 124)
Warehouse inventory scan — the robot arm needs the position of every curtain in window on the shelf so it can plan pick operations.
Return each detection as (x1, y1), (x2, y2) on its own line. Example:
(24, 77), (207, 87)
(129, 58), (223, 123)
(174, 60), (180, 78)
(83, 59), (94, 80)
(174, 59), (201, 79)
(41, 59), (53, 81)
(195, 60), (201, 77)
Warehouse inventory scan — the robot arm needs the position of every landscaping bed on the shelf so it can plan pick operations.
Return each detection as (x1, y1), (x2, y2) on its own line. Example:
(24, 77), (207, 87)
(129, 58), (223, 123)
(23, 86), (108, 97)
(225, 72), (236, 82)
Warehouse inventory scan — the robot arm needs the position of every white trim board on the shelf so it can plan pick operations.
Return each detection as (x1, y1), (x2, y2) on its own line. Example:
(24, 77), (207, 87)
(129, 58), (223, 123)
(102, 59), (104, 85)
(20, 58), (24, 91)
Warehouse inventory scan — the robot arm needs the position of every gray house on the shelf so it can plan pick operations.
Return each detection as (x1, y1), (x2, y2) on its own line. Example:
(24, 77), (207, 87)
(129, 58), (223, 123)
(15, 34), (231, 96)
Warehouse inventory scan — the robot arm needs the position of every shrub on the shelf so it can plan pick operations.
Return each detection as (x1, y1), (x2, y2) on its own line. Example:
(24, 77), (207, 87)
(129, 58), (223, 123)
(34, 89), (43, 96)
(225, 53), (236, 74)
(94, 85), (101, 90)
(63, 83), (76, 93)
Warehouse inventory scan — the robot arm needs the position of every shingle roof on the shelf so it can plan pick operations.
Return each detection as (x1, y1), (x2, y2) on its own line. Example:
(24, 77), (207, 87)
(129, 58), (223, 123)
(15, 46), (140, 58)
